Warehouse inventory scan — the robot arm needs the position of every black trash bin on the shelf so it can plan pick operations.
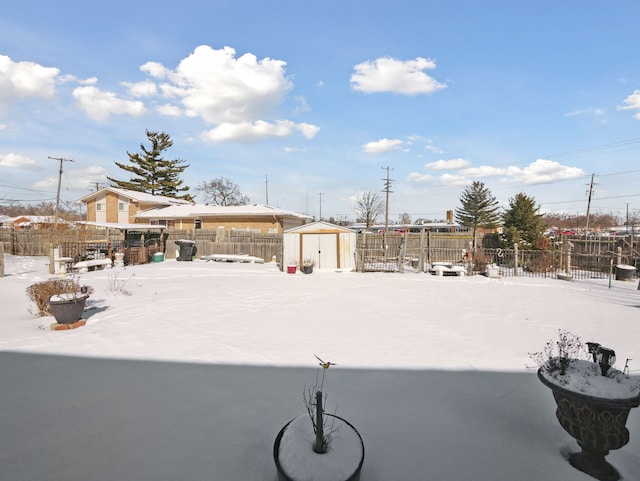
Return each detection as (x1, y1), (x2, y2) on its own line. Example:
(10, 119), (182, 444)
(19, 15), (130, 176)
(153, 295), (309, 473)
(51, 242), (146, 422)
(175, 239), (197, 261)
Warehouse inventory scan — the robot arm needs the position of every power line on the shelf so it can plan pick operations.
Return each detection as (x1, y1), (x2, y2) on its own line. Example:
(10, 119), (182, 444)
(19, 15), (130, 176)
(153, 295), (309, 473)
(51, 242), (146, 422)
(542, 137), (640, 160)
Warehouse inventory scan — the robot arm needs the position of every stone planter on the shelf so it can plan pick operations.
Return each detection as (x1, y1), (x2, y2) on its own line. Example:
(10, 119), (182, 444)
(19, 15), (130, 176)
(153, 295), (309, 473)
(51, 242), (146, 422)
(274, 413), (364, 481)
(301, 264), (314, 274)
(48, 293), (89, 324)
(538, 367), (640, 481)
(615, 264), (636, 281)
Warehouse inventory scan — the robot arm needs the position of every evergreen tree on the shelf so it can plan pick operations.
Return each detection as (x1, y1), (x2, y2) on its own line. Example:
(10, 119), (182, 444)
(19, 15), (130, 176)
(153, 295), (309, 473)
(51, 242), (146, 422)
(107, 130), (192, 200)
(501, 192), (546, 249)
(455, 181), (501, 247)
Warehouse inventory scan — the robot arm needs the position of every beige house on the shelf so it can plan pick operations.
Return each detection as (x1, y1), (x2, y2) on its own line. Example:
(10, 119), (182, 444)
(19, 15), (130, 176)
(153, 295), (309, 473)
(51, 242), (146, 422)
(78, 187), (193, 228)
(77, 187), (310, 233)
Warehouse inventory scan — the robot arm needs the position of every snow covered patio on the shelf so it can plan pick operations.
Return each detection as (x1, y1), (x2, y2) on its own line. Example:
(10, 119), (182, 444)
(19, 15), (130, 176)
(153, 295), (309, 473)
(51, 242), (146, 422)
(1, 255), (639, 480)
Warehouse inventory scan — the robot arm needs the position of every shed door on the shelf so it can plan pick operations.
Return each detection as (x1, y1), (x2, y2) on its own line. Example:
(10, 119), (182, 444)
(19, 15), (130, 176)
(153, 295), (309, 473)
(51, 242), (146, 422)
(302, 233), (338, 269)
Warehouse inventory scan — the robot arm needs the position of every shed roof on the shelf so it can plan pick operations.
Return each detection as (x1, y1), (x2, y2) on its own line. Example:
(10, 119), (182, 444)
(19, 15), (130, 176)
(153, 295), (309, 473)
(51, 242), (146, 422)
(284, 221), (356, 234)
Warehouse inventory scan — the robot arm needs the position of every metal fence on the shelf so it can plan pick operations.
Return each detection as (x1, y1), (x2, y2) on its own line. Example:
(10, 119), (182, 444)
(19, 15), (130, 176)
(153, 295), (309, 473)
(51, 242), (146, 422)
(354, 232), (639, 279)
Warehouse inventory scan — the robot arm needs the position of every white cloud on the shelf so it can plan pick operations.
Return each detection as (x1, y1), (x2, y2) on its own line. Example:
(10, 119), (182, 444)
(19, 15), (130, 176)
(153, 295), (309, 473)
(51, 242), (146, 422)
(363, 138), (403, 154)
(202, 119), (318, 143)
(72, 86), (146, 121)
(296, 122), (320, 139)
(425, 158), (470, 170)
(503, 159), (585, 185)
(0, 55), (59, 107)
(140, 61), (170, 79)
(146, 45), (292, 126)
(424, 144), (445, 154)
(123, 80), (158, 97)
(156, 103), (183, 117)
(408, 158), (584, 187)
(565, 107), (608, 124)
(406, 172), (434, 183)
(440, 173), (469, 186)
(618, 90), (640, 119)
(350, 56), (446, 95)
(0, 153), (36, 168)
(460, 165), (505, 178)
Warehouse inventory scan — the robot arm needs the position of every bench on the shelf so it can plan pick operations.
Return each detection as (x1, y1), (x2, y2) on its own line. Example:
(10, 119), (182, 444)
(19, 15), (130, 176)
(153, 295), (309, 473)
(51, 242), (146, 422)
(430, 262), (465, 276)
(73, 259), (113, 273)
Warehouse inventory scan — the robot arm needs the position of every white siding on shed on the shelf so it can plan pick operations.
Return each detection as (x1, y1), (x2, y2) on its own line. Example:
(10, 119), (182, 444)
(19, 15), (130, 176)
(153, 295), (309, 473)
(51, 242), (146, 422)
(283, 221), (356, 270)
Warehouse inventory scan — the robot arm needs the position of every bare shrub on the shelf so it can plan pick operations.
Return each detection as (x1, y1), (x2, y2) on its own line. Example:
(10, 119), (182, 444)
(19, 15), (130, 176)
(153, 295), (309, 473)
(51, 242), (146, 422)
(26, 277), (94, 317)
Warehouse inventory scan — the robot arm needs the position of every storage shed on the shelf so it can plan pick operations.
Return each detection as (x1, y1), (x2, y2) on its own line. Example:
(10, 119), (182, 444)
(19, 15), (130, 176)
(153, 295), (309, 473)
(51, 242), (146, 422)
(283, 221), (357, 271)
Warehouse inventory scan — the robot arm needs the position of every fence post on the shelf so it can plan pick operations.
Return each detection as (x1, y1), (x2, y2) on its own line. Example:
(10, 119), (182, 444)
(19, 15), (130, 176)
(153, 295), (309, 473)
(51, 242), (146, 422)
(0, 242), (4, 277)
(48, 243), (55, 275)
(616, 246), (622, 266)
(566, 241), (573, 274)
(514, 243), (519, 277)
(419, 229), (425, 273)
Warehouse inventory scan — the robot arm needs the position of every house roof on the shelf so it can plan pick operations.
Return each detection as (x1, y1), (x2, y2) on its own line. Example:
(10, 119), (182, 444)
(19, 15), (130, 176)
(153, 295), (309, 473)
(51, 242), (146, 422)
(135, 203), (312, 220)
(77, 187), (193, 206)
(78, 221), (165, 230)
(3, 215), (64, 225)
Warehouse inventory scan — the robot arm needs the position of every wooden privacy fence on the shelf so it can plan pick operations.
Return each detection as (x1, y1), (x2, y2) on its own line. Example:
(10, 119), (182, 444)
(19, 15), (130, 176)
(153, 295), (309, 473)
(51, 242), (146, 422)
(2, 228), (638, 279)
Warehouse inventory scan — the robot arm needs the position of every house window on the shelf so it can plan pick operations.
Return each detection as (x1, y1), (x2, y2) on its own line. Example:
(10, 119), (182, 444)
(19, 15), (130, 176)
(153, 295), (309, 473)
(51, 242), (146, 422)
(118, 202), (128, 211)
(194, 219), (202, 229)
(96, 203), (104, 211)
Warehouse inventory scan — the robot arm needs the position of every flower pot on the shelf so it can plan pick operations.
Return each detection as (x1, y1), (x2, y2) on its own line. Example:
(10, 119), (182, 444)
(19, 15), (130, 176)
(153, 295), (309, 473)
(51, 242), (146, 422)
(615, 264), (636, 281)
(301, 264), (313, 274)
(538, 367), (640, 481)
(274, 414), (364, 481)
(287, 265), (297, 274)
(48, 293), (89, 324)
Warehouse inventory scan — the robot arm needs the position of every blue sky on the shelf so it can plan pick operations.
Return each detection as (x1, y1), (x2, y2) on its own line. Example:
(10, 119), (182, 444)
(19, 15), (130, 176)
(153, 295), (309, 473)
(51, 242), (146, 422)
(2, 0), (640, 223)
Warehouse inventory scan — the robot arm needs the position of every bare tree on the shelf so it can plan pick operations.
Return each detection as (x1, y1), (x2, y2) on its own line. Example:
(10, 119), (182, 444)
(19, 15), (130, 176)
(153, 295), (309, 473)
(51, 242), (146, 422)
(355, 191), (385, 229)
(196, 177), (249, 206)
(398, 212), (411, 225)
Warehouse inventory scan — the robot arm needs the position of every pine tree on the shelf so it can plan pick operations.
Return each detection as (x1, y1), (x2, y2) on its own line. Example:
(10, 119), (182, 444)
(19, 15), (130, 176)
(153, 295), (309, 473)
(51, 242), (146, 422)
(107, 130), (192, 200)
(501, 192), (546, 249)
(455, 181), (501, 247)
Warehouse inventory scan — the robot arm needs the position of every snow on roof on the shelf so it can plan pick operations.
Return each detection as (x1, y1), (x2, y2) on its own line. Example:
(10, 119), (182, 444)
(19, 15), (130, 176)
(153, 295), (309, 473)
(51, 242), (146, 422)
(77, 187), (193, 206)
(135, 203), (311, 220)
(284, 221), (356, 233)
(78, 221), (165, 230)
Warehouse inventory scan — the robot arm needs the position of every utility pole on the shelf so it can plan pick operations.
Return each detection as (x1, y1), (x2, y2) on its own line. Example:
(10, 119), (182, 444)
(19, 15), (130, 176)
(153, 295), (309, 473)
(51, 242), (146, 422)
(317, 192), (324, 221)
(625, 203), (630, 235)
(49, 156), (75, 226)
(584, 173), (596, 237)
(381, 166), (394, 254)
(265, 174), (269, 205)
(89, 181), (106, 192)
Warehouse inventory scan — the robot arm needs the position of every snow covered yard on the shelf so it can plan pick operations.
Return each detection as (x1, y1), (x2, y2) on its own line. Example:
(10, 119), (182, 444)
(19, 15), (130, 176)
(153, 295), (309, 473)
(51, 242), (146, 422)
(1, 255), (639, 480)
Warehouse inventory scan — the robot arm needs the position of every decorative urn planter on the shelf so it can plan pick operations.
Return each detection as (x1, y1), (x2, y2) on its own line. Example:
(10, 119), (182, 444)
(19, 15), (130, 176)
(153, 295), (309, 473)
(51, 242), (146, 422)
(538, 358), (640, 481)
(274, 413), (364, 481)
(48, 292), (89, 324)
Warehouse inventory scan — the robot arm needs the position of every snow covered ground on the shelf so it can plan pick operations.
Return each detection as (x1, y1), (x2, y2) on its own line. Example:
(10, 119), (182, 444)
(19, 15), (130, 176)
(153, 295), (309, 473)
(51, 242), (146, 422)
(1, 255), (639, 480)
